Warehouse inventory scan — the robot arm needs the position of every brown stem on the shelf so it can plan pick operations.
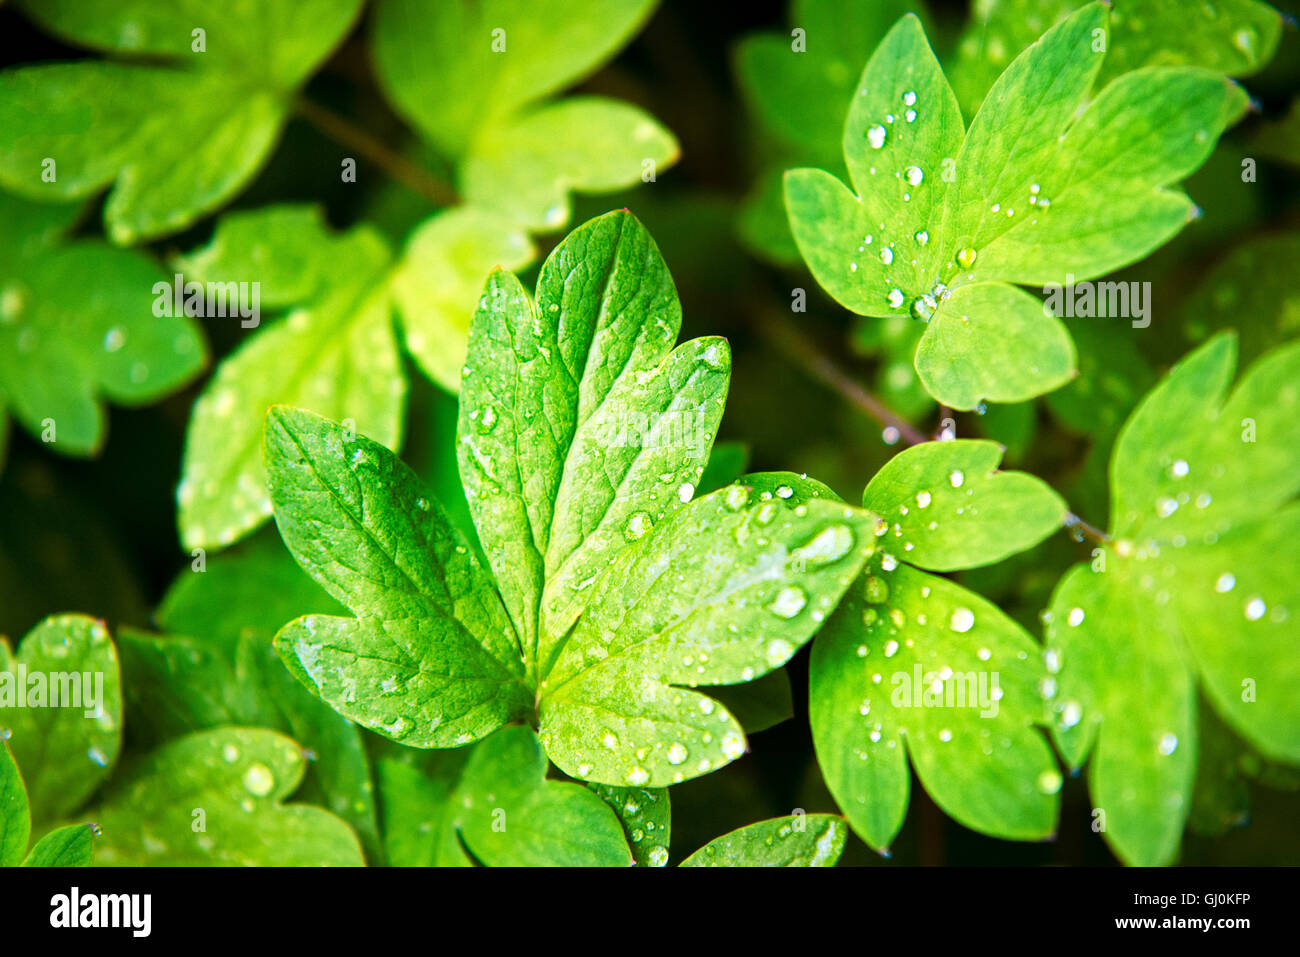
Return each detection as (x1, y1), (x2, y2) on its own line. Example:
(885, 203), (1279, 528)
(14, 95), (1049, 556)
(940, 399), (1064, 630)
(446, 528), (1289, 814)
(756, 309), (928, 447)
(294, 97), (457, 206)
(1064, 512), (1109, 544)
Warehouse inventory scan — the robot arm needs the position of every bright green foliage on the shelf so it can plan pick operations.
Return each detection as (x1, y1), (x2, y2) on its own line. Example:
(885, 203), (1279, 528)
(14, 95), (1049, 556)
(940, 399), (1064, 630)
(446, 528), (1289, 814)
(589, 782), (671, 866)
(681, 814), (846, 866)
(861, 439), (1066, 570)
(0, 0), (363, 243)
(0, 741), (29, 866)
(376, 727), (630, 867)
(21, 824), (96, 867)
(0, 193), (206, 459)
(451, 727), (631, 866)
(268, 213), (878, 790)
(266, 406), (532, 749)
(735, 0), (928, 264)
(0, 741), (95, 867)
(1045, 333), (1300, 865)
(950, 0), (1282, 117)
(90, 726), (362, 865)
(373, 0), (673, 234)
(1, 615), (122, 822)
(808, 450), (1062, 850)
(785, 5), (1248, 409)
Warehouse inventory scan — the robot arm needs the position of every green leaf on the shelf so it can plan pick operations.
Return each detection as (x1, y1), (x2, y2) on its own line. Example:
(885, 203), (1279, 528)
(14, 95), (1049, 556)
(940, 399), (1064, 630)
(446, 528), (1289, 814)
(0, 0), (363, 242)
(21, 824), (95, 867)
(680, 814), (846, 866)
(266, 407), (533, 749)
(1045, 333), (1300, 864)
(588, 782), (671, 866)
(812, 561), (1059, 851)
(376, 751), (470, 867)
(0, 192), (206, 457)
(914, 283), (1076, 408)
(1, 615), (122, 822)
(175, 207), (405, 550)
(452, 726), (631, 866)
(785, 4), (1248, 409)
(539, 480), (877, 788)
(950, 0), (1282, 118)
(390, 207), (536, 390)
(0, 740), (30, 867)
(91, 727), (362, 865)
(461, 98), (679, 231)
(376, 728), (630, 866)
(372, 0), (658, 158)
(734, 0), (928, 263)
(862, 439), (1066, 570)
(457, 210), (728, 665)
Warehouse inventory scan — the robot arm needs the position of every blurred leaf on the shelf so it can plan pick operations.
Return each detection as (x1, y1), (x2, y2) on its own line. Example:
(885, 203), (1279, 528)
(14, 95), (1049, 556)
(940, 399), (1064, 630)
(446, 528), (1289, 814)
(1, 0), (363, 242)
(950, 0), (1282, 117)
(21, 824), (95, 867)
(461, 98), (678, 231)
(1, 615), (122, 823)
(0, 192), (206, 457)
(90, 727), (363, 865)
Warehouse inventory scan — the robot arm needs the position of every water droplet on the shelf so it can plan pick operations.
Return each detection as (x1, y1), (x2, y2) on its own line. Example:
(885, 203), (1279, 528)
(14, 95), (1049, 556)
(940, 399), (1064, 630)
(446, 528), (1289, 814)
(1067, 607), (1085, 627)
(948, 470), (965, 488)
(793, 523), (855, 565)
(902, 91), (917, 106)
(775, 484), (794, 499)
(1059, 701), (1082, 729)
(243, 762), (275, 797)
(1037, 769), (1063, 794)
(769, 586), (808, 619)
(677, 482), (695, 504)
(725, 484), (751, 510)
(624, 510), (653, 542)
(956, 247), (978, 269)
(720, 731), (746, 760)
(1158, 733), (1179, 755)
(103, 326), (126, 352)
(627, 766), (650, 785)
(903, 166), (924, 186)
(647, 845), (669, 867)
(914, 230), (929, 246)
(667, 742), (688, 765)
(1169, 459), (1189, 478)
(1215, 572), (1236, 593)
(766, 638), (794, 665)
(1245, 597), (1266, 621)
(949, 607), (975, 633)
(880, 553), (898, 572)
(880, 247), (894, 265)
(887, 288), (905, 309)
(916, 491), (931, 508)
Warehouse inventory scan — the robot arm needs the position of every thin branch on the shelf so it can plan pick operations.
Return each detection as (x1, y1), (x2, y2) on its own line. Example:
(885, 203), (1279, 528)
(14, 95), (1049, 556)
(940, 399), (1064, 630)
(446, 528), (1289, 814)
(294, 97), (457, 206)
(756, 308), (928, 447)
(1064, 512), (1110, 545)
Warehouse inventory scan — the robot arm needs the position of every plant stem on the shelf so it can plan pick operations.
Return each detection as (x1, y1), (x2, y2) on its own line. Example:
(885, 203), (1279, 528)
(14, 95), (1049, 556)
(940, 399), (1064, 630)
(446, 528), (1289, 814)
(293, 97), (457, 206)
(1064, 512), (1109, 544)
(756, 309), (929, 447)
